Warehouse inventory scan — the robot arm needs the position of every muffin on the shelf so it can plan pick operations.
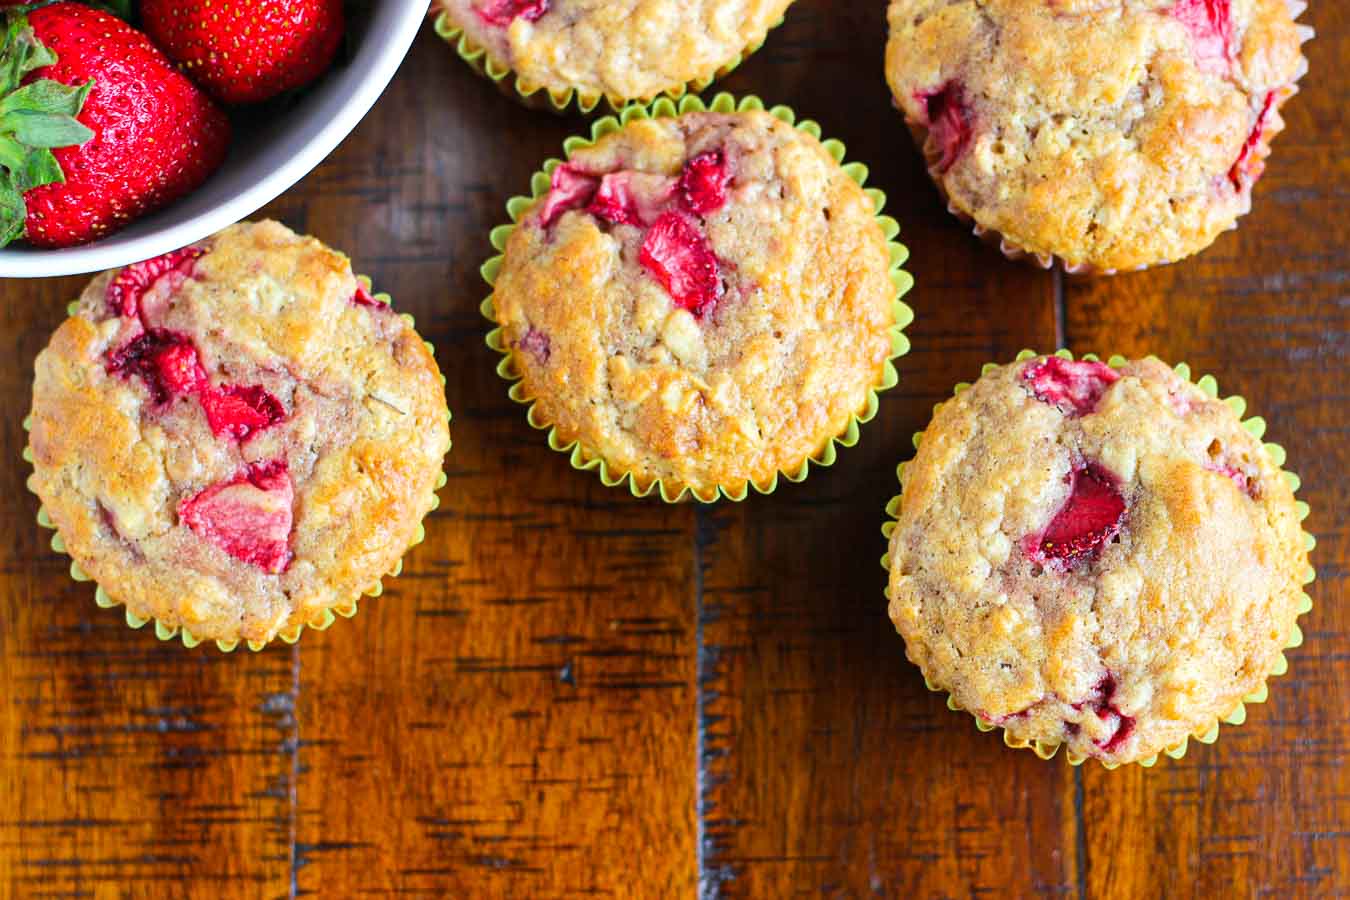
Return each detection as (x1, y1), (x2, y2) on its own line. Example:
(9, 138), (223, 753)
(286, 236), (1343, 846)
(431, 0), (796, 111)
(484, 96), (912, 502)
(884, 0), (1312, 272)
(26, 221), (451, 650)
(883, 353), (1313, 766)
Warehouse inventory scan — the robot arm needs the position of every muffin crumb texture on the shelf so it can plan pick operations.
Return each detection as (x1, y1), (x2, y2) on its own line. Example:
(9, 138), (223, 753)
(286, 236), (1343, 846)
(435, 0), (795, 103)
(886, 356), (1308, 764)
(28, 221), (451, 645)
(492, 109), (897, 499)
(885, 0), (1310, 270)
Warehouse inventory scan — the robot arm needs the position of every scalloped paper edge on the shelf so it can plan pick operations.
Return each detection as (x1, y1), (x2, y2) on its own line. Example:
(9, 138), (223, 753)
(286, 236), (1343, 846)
(26, 277), (453, 653)
(480, 92), (916, 503)
(879, 349), (1316, 769)
(429, 5), (787, 115)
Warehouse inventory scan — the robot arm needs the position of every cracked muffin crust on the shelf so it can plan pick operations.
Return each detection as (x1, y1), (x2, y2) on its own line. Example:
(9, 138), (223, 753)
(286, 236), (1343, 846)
(432, 0), (795, 106)
(27, 221), (451, 646)
(491, 108), (897, 501)
(886, 355), (1308, 765)
(884, 0), (1311, 271)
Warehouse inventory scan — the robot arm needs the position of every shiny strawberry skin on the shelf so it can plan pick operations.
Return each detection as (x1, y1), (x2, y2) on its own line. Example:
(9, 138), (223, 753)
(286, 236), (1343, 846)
(20, 3), (230, 248)
(141, 0), (345, 105)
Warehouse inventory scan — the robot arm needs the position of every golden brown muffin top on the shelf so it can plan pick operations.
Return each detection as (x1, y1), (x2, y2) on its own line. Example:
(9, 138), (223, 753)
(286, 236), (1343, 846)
(885, 0), (1309, 270)
(492, 110), (897, 500)
(887, 355), (1307, 764)
(28, 221), (451, 645)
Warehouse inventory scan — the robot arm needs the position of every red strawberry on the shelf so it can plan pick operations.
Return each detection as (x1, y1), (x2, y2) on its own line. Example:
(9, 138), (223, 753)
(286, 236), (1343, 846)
(200, 385), (286, 441)
(179, 460), (294, 574)
(916, 82), (973, 174)
(106, 248), (204, 319)
(476, 0), (551, 26)
(106, 330), (208, 404)
(0, 4), (229, 248)
(589, 171), (675, 227)
(1172, 0), (1234, 73)
(677, 150), (731, 217)
(1022, 356), (1120, 417)
(1026, 463), (1126, 569)
(539, 164), (600, 228)
(1229, 92), (1276, 190)
(639, 212), (723, 318)
(516, 327), (551, 363)
(141, 0), (345, 106)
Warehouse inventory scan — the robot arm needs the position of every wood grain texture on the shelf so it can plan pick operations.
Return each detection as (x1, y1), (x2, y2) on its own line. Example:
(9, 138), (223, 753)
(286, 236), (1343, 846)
(2, 1), (1346, 897)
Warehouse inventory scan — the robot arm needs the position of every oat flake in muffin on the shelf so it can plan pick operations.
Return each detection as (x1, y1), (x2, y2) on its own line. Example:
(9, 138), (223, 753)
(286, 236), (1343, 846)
(490, 107), (899, 501)
(27, 221), (451, 647)
(884, 0), (1312, 271)
(433, 0), (796, 106)
(885, 355), (1309, 765)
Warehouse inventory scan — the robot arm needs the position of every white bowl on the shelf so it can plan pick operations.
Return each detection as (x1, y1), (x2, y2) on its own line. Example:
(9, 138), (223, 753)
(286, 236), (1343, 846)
(0, 0), (425, 279)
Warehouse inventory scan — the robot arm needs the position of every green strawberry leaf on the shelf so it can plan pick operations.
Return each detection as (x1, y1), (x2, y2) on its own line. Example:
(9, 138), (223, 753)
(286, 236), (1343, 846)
(7, 109), (94, 147)
(1, 78), (91, 118)
(0, 169), (26, 248)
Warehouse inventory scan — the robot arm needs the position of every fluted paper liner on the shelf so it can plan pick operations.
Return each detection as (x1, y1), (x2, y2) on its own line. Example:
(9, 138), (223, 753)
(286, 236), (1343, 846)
(481, 92), (915, 503)
(24, 278), (452, 652)
(429, 4), (788, 115)
(901, 0), (1313, 275)
(880, 349), (1316, 768)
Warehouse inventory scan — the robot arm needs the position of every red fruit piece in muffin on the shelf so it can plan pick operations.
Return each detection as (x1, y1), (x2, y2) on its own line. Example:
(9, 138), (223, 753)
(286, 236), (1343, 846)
(516, 327), (551, 363)
(179, 460), (294, 573)
(539, 164), (600, 228)
(1229, 92), (1277, 190)
(677, 150), (732, 216)
(916, 82), (973, 173)
(1026, 463), (1126, 569)
(1023, 356), (1120, 416)
(200, 385), (287, 441)
(106, 330), (208, 404)
(1172, 0), (1234, 73)
(639, 212), (723, 318)
(141, 0), (345, 105)
(1, 3), (230, 248)
(1078, 674), (1136, 753)
(476, 0), (550, 26)
(106, 248), (205, 319)
(589, 171), (676, 227)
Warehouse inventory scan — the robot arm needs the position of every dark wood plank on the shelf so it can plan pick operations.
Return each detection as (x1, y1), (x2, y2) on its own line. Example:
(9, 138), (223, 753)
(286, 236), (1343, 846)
(1063, 6), (1350, 896)
(695, 6), (1073, 896)
(0, 278), (296, 898)
(277, 34), (700, 897)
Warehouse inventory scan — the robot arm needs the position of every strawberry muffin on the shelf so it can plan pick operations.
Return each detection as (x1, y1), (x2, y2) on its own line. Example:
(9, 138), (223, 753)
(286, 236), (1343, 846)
(26, 221), (451, 649)
(488, 103), (907, 502)
(884, 0), (1312, 271)
(432, 0), (796, 109)
(885, 354), (1311, 765)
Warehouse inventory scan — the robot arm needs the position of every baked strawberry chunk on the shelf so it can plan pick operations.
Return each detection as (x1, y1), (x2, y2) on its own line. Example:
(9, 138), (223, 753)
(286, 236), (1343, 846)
(916, 82), (973, 173)
(1229, 92), (1277, 190)
(1206, 462), (1258, 498)
(179, 459), (294, 574)
(589, 171), (676, 227)
(476, 0), (549, 26)
(106, 329), (207, 403)
(1022, 356), (1120, 416)
(677, 150), (731, 217)
(539, 164), (600, 228)
(516, 327), (551, 363)
(200, 384), (286, 441)
(1077, 673), (1136, 754)
(639, 212), (723, 318)
(352, 283), (381, 308)
(106, 248), (204, 319)
(1026, 463), (1126, 569)
(1172, 0), (1234, 73)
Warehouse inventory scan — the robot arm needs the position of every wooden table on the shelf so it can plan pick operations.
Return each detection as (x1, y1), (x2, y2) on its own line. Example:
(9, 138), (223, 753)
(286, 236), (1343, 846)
(2, 4), (1346, 897)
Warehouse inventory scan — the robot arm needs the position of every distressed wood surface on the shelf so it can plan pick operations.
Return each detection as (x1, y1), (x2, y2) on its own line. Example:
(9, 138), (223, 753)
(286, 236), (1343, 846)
(2, 2), (1345, 897)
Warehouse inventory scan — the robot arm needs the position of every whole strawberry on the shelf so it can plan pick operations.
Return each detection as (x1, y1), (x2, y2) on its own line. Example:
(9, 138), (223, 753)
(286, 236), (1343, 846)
(141, 0), (346, 106)
(0, 4), (230, 248)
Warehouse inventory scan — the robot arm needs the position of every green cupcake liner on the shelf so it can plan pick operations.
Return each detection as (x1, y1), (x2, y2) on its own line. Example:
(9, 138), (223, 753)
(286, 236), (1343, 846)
(24, 277), (453, 653)
(481, 92), (915, 503)
(879, 348), (1316, 769)
(430, 5), (788, 115)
